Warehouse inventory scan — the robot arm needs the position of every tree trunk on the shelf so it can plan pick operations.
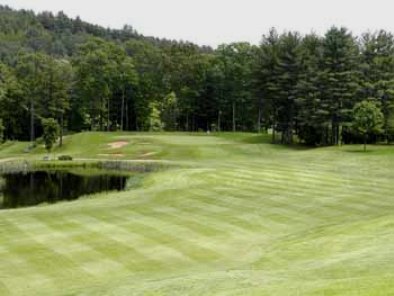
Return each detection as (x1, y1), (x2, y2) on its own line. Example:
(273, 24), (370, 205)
(272, 120), (276, 143)
(59, 113), (64, 147)
(332, 122), (337, 145)
(30, 53), (37, 144)
(257, 104), (261, 133)
(99, 96), (103, 131)
(338, 123), (343, 146)
(90, 99), (94, 131)
(120, 89), (125, 131)
(30, 172), (34, 192)
(384, 114), (389, 144)
(217, 110), (221, 132)
(30, 99), (35, 143)
(364, 134), (367, 152)
(125, 102), (129, 131)
(232, 102), (236, 132)
(60, 173), (63, 197)
(107, 97), (110, 132)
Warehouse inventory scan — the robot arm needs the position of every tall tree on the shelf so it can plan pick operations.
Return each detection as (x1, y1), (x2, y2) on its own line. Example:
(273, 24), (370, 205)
(275, 32), (302, 144)
(124, 39), (166, 130)
(0, 63), (25, 140)
(360, 30), (394, 143)
(321, 27), (360, 145)
(0, 118), (4, 143)
(352, 100), (384, 151)
(256, 28), (281, 142)
(73, 38), (115, 131)
(15, 52), (49, 143)
(115, 57), (138, 131)
(39, 58), (72, 146)
(296, 34), (327, 145)
(42, 118), (60, 153)
(163, 42), (209, 131)
(216, 42), (256, 132)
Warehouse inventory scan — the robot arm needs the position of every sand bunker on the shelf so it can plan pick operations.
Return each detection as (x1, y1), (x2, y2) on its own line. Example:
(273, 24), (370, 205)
(98, 153), (124, 157)
(139, 152), (158, 157)
(107, 141), (128, 149)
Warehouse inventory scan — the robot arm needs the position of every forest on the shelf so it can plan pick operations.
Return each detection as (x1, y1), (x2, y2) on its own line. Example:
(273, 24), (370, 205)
(1, 5), (394, 146)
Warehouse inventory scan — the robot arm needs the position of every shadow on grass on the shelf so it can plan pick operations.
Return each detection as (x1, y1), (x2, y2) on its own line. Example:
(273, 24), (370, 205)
(344, 148), (373, 153)
(268, 140), (317, 151)
(241, 134), (272, 144)
(342, 144), (394, 155)
(238, 134), (317, 151)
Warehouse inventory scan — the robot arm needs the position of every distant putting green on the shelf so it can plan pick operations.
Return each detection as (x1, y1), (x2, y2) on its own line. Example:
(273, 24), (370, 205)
(1, 132), (394, 295)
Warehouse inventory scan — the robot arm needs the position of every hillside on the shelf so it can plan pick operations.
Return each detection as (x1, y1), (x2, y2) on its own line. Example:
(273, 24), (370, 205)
(0, 5), (212, 62)
(1, 132), (394, 295)
(2, 5), (394, 147)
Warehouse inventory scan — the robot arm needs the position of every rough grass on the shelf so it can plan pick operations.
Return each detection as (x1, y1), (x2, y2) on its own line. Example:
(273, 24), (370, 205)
(1, 132), (394, 295)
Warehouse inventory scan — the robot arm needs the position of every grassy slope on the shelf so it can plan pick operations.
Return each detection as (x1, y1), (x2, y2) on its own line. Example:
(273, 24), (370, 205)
(1, 132), (394, 295)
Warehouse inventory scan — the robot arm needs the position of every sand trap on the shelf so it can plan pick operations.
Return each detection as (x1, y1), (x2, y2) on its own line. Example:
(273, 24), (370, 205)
(140, 152), (158, 157)
(107, 141), (128, 149)
(98, 153), (124, 157)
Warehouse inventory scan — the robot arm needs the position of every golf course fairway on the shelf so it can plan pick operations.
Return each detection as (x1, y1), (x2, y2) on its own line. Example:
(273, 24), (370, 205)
(0, 132), (393, 295)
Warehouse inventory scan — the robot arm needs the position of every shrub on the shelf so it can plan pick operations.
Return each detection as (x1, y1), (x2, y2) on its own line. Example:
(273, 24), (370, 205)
(58, 155), (73, 161)
(0, 118), (4, 143)
(42, 118), (60, 152)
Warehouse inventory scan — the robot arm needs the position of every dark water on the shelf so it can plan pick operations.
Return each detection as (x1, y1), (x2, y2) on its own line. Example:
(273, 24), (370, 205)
(0, 170), (129, 209)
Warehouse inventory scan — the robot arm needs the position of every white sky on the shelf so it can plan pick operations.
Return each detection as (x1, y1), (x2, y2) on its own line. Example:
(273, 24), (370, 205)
(2, 0), (394, 48)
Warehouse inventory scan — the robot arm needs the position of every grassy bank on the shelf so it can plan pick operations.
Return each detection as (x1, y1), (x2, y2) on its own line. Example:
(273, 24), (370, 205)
(1, 132), (394, 295)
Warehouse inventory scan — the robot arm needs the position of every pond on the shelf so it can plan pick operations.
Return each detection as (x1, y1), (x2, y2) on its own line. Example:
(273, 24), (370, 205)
(0, 169), (131, 209)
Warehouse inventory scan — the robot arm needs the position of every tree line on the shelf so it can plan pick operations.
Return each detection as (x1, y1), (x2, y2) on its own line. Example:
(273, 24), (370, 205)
(1, 6), (394, 146)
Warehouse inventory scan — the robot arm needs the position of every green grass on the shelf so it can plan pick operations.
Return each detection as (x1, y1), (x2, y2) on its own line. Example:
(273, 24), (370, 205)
(1, 132), (394, 295)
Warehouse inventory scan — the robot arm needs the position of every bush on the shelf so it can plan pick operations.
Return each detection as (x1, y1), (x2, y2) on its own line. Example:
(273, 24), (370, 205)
(42, 118), (60, 152)
(58, 155), (73, 161)
(0, 118), (4, 143)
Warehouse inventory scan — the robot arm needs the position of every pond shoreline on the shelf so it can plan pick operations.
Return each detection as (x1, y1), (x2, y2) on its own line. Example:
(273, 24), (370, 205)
(0, 159), (177, 210)
(0, 158), (177, 174)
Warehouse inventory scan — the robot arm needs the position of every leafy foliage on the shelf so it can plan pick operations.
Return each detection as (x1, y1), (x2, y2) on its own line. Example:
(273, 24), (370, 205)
(1, 6), (394, 146)
(352, 100), (384, 150)
(42, 118), (60, 152)
(0, 118), (4, 142)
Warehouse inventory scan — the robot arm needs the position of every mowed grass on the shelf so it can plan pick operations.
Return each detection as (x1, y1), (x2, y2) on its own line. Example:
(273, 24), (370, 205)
(1, 132), (394, 295)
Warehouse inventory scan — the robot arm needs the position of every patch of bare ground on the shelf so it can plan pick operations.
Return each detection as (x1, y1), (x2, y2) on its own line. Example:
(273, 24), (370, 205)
(107, 141), (128, 149)
(97, 153), (124, 157)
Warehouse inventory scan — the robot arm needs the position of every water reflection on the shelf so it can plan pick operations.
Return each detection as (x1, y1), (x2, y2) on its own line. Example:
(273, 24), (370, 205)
(0, 170), (128, 209)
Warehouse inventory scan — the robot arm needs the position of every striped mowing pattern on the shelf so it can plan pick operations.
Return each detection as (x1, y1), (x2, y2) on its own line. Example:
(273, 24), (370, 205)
(1, 133), (394, 295)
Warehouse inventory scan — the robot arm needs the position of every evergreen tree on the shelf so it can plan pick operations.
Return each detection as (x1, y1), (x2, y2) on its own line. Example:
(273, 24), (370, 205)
(256, 28), (281, 142)
(0, 63), (24, 140)
(296, 34), (327, 145)
(321, 27), (360, 145)
(15, 52), (49, 143)
(276, 32), (302, 144)
(360, 31), (394, 142)
(0, 118), (4, 143)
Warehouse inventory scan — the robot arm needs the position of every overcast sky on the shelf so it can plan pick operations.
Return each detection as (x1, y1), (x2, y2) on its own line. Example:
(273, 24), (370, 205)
(2, 0), (394, 48)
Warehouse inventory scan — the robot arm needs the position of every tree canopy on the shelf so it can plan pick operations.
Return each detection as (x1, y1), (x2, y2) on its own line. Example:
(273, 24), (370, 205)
(1, 5), (394, 148)
(352, 100), (384, 151)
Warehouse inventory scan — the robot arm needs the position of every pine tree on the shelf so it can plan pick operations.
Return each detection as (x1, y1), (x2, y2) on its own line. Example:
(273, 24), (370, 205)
(321, 27), (360, 145)
(360, 30), (394, 143)
(276, 32), (302, 144)
(296, 34), (328, 145)
(256, 28), (281, 142)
